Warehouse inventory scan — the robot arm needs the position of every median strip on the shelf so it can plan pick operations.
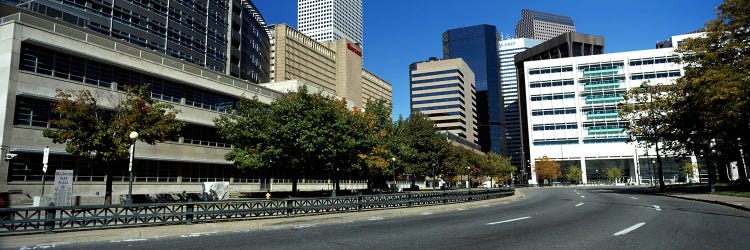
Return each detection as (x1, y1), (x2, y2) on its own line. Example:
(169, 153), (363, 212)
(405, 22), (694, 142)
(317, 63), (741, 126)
(613, 222), (646, 236)
(487, 216), (531, 225)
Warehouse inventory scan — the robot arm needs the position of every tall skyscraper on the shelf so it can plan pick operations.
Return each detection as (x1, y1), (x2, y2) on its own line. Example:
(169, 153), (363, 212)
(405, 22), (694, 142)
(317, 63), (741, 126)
(498, 38), (543, 168)
(13, 0), (270, 83)
(443, 25), (503, 155)
(409, 58), (478, 144)
(298, 0), (363, 46)
(515, 9), (575, 41)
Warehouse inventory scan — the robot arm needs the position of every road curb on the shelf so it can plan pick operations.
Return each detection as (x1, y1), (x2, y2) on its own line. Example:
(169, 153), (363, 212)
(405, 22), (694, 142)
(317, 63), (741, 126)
(659, 194), (750, 212)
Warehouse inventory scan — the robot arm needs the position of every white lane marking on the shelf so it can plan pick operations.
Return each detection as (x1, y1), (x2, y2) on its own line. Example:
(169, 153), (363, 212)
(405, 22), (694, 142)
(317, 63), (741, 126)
(111, 239), (148, 243)
(421, 212), (432, 215)
(580, 196), (585, 198)
(652, 205), (661, 211)
(293, 224), (313, 229)
(368, 217), (384, 221)
(575, 203), (584, 207)
(630, 197), (639, 200)
(613, 222), (646, 236)
(180, 232), (217, 238)
(487, 216), (531, 225)
(21, 243), (72, 250)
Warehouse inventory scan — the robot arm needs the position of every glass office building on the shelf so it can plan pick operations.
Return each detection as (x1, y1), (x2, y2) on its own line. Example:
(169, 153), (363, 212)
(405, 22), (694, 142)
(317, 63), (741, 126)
(443, 24), (503, 155)
(12, 0), (270, 83)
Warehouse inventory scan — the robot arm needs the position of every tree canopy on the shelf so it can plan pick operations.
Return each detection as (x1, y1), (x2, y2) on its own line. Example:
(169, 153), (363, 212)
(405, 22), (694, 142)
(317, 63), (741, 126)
(44, 85), (182, 204)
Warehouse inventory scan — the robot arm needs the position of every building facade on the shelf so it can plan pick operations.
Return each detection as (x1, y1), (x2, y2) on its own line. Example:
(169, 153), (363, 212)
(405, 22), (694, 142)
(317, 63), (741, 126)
(498, 38), (543, 168)
(11, 0), (271, 83)
(514, 31), (604, 183)
(523, 37), (698, 185)
(298, 0), (362, 46)
(269, 24), (391, 108)
(443, 24), (503, 155)
(409, 58), (478, 144)
(0, 13), (355, 204)
(515, 9), (575, 41)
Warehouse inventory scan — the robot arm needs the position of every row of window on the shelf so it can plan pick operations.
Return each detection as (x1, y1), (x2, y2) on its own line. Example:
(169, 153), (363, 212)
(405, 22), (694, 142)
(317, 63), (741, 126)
(19, 43), (238, 113)
(412, 97), (464, 105)
(528, 65), (574, 75)
(411, 76), (464, 85)
(424, 112), (465, 118)
(13, 96), (231, 148)
(578, 62), (624, 71)
(531, 108), (577, 116)
(411, 83), (462, 92)
(530, 93), (576, 101)
(411, 69), (464, 78)
(413, 104), (464, 112)
(533, 138), (579, 146)
(529, 79), (574, 88)
(630, 70), (681, 80)
(412, 90), (463, 98)
(532, 123), (578, 131)
(629, 56), (676, 66)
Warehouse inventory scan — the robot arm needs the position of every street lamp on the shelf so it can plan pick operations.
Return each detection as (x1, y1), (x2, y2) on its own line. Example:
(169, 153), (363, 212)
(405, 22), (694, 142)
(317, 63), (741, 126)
(127, 131), (138, 205)
(595, 169), (599, 185)
(466, 166), (471, 191)
(391, 157), (396, 193)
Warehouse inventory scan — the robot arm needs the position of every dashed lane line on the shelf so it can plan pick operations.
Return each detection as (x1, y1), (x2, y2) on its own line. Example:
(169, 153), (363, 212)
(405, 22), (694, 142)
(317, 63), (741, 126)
(613, 222), (646, 236)
(487, 216), (531, 225)
(575, 203), (584, 207)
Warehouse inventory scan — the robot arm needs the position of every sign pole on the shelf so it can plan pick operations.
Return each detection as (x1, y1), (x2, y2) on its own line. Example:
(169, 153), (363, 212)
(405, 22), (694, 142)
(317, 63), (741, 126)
(41, 146), (49, 198)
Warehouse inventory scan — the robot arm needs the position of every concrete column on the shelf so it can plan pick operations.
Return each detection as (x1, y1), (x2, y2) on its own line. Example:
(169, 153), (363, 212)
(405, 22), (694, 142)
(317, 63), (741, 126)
(581, 158), (588, 184)
(0, 24), (22, 192)
(529, 162), (538, 185)
(633, 148), (641, 185)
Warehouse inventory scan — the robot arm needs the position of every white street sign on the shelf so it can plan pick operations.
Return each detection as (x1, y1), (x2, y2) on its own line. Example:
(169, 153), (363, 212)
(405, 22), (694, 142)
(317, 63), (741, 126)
(42, 147), (49, 173)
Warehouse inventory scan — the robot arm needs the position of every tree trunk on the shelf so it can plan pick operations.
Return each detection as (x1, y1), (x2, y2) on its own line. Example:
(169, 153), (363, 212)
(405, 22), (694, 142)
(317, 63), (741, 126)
(104, 162), (113, 205)
(655, 142), (665, 193)
(292, 176), (298, 197)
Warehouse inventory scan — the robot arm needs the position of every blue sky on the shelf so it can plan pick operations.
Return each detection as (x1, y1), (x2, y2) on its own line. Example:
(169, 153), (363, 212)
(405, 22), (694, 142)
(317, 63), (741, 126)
(253, 0), (722, 119)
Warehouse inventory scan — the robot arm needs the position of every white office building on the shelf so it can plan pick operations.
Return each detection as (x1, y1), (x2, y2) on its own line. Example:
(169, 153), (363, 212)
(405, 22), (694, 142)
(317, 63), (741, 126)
(498, 38), (543, 167)
(523, 34), (701, 185)
(298, 0), (363, 46)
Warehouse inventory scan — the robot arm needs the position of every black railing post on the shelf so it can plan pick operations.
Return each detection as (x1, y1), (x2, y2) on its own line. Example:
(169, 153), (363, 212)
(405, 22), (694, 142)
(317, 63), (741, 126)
(357, 195), (362, 212)
(442, 190), (447, 204)
(408, 194), (413, 207)
(186, 203), (194, 225)
(44, 207), (56, 234)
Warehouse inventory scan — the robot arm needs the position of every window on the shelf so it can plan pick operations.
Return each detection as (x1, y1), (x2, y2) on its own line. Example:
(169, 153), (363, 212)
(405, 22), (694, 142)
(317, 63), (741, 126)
(13, 97), (54, 128)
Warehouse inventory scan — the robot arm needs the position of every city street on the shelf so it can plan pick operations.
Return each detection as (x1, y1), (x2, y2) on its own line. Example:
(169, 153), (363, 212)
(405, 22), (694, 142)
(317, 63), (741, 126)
(8, 187), (749, 249)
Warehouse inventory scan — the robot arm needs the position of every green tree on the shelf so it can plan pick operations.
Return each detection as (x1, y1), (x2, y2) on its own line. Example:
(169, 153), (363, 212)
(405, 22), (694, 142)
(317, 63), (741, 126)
(44, 85), (182, 204)
(216, 87), (370, 195)
(673, 0), (750, 184)
(619, 80), (676, 192)
(565, 165), (583, 184)
(680, 163), (701, 183)
(605, 168), (624, 184)
(534, 156), (561, 185)
(481, 153), (515, 186)
(396, 112), (448, 187)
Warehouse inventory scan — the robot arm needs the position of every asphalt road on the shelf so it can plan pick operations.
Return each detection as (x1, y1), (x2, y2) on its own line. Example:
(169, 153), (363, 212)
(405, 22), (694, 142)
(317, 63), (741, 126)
(8, 187), (750, 249)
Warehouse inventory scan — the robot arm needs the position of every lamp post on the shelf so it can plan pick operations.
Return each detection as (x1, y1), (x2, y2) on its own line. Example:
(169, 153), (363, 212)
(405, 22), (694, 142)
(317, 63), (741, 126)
(466, 166), (471, 191)
(391, 157), (396, 193)
(127, 131), (138, 205)
(595, 169), (599, 185)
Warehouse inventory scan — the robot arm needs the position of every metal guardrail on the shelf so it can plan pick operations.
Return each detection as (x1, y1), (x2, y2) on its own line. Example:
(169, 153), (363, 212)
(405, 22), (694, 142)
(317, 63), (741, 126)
(0, 188), (513, 235)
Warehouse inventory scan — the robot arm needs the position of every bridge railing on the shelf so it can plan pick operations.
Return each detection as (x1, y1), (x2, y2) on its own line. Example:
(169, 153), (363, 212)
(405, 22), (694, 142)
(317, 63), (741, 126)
(0, 188), (513, 235)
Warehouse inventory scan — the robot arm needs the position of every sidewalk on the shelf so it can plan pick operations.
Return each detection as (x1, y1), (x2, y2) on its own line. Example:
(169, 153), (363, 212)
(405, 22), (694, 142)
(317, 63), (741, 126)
(1, 191), (525, 249)
(662, 193), (750, 211)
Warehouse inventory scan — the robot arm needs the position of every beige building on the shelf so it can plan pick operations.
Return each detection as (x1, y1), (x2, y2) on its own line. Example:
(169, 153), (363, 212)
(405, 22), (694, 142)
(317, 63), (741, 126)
(268, 24), (391, 108)
(409, 58), (479, 145)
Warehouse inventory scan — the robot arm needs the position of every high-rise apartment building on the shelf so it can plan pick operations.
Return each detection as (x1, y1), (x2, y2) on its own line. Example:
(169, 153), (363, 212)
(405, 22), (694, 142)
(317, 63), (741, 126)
(514, 32), (605, 183)
(515, 9), (575, 41)
(522, 34), (701, 185)
(498, 38), (543, 168)
(443, 24), (503, 155)
(298, 0), (363, 46)
(268, 24), (391, 108)
(12, 0), (271, 83)
(409, 58), (478, 144)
